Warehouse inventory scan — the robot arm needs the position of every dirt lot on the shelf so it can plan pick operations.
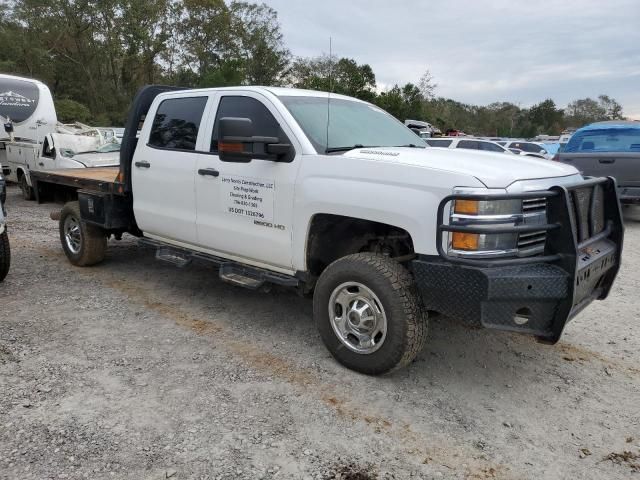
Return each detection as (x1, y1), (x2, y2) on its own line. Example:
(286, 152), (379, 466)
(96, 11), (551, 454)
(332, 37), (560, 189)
(1, 184), (639, 480)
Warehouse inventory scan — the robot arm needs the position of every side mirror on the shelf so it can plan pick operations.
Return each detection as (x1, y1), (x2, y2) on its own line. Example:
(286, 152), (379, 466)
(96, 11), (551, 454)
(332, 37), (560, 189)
(218, 117), (292, 163)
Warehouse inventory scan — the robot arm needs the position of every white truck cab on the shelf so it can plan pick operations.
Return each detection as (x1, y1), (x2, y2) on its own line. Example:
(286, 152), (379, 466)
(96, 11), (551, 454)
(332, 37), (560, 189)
(32, 86), (624, 375)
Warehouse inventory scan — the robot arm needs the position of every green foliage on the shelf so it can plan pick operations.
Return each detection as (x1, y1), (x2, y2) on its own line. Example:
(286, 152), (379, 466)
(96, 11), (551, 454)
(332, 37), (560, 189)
(0, 1), (627, 134)
(287, 55), (377, 101)
(54, 99), (92, 124)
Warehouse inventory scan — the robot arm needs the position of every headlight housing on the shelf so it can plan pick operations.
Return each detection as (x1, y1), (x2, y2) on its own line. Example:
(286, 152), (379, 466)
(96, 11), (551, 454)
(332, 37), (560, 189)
(447, 188), (547, 258)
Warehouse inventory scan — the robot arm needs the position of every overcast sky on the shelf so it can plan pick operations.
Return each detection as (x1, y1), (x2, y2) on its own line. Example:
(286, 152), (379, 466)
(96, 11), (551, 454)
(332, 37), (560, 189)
(262, 0), (640, 119)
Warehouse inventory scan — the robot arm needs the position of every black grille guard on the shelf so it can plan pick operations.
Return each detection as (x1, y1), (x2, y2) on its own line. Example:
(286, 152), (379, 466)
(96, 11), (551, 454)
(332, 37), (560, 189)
(435, 176), (624, 341)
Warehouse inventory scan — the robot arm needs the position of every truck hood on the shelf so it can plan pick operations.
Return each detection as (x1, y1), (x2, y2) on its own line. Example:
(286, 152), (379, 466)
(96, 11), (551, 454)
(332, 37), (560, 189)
(69, 151), (120, 168)
(343, 147), (579, 188)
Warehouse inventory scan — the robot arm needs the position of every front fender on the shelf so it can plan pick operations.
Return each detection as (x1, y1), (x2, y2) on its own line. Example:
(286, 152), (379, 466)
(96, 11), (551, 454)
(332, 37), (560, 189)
(292, 155), (485, 271)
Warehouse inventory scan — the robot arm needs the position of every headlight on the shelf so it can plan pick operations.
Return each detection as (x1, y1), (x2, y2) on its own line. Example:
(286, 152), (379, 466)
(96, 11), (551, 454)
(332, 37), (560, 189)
(448, 190), (523, 257)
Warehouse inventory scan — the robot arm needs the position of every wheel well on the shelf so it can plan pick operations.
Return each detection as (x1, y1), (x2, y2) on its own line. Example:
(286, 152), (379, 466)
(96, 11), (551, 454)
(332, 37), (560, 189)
(16, 168), (24, 180)
(306, 214), (415, 278)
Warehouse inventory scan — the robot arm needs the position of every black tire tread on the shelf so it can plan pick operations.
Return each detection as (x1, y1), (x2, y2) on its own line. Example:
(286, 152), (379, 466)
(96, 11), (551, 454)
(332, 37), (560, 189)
(0, 230), (10, 282)
(59, 202), (107, 266)
(20, 175), (34, 201)
(314, 253), (428, 375)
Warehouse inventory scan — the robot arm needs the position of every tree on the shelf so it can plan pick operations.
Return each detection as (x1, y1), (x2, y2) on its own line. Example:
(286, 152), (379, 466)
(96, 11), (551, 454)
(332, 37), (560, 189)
(287, 55), (376, 101)
(55, 99), (92, 123)
(527, 99), (564, 135)
(597, 95), (624, 120)
(374, 83), (424, 121)
(418, 70), (436, 100)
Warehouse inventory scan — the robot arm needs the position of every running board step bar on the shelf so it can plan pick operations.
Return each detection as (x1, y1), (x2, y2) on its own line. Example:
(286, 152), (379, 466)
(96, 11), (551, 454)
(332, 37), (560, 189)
(139, 238), (299, 289)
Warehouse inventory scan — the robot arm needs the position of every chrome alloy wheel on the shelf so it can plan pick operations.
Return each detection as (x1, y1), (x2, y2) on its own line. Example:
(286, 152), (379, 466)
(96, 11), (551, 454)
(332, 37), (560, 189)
(63, 215), (82, 254)
(328, 282), (388, 354)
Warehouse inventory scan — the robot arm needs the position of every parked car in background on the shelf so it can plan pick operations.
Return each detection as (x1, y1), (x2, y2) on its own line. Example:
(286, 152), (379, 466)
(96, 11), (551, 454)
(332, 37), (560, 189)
(426, 137), (543, 159)
(554, 120), (640, 204)
(0, 173), (9, 282)
(501, 141), (550, 159)
(405, 119), (439, 138)
(426, 137), (510, 153)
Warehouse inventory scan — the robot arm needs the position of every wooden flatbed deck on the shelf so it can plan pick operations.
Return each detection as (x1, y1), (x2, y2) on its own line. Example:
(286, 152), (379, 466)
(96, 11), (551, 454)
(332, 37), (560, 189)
(31, 166), (122, 197)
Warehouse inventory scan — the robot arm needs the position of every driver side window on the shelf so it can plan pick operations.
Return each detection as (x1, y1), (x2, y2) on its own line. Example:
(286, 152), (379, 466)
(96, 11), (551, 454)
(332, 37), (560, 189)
(42, 137), (55, 159)
(211, 96), (286, 152)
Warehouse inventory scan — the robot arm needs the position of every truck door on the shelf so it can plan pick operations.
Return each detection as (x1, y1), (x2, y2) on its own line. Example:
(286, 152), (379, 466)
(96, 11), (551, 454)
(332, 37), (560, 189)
(131, 95), (209, 245)
(195, 93), (300, 269)
(38, 134), (56, 171)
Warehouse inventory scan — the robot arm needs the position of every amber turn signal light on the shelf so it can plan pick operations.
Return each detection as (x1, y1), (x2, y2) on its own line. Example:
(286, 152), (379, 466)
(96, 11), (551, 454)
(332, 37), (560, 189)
(454, 199), (479, 215)
(218, 142), (244, 153)
(451, 232), (479, 251)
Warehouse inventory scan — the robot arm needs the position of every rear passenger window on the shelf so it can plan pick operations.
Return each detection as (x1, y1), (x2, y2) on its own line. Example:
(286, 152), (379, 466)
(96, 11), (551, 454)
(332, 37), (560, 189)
(148, 97), (207, 151)
(211, 96), (283, 152)
(457, 140), (478, 150)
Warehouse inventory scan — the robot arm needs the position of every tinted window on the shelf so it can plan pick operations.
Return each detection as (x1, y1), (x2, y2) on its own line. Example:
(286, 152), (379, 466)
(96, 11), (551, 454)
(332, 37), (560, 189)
(426, 139), (452, 147)
(479, 141), (506, 152)
(565, 127), (640, 153)
(149, 97), (207, 151)
(211, 96), (282, 152)
(456, 140), (479, 150)
(511, 142), (543, 153)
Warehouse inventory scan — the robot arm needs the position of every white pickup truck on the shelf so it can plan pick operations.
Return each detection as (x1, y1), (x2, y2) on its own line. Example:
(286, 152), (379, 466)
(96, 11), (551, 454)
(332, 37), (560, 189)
(0, 73), (119, 200)
(31, 85), (624, 374)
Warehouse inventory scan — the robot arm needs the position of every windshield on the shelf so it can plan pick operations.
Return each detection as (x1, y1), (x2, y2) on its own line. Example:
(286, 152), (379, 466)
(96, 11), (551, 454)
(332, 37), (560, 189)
(279, 96), (426, 153)
(565, 127), (640, 153)
(96, 142), (121, 153)
(61, 141), (121, 157)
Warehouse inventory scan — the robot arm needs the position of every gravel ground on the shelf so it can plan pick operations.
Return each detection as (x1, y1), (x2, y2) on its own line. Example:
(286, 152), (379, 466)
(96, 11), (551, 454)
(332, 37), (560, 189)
(1, 184), (639, 480)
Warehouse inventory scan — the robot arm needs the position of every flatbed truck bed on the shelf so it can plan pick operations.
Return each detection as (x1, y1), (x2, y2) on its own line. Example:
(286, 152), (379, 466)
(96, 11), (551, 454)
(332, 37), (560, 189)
(31, 167), (121, 196)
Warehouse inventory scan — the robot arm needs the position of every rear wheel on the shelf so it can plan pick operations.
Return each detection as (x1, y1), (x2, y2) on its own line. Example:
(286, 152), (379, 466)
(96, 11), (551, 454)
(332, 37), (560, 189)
(19, 175), (34, 201)
(0, 229), (10, 282)
(59, 201), (107, 266)
(313, 253), (428, 375)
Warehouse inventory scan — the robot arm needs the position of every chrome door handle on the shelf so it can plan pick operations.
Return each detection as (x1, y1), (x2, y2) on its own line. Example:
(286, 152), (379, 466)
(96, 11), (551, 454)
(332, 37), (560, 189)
(598, 159), (615, 164)
(198, 168), (219, 177)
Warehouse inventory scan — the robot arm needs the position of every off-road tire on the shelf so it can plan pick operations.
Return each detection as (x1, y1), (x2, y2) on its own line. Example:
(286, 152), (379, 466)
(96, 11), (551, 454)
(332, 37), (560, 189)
(313, 253), (428, 375)
(19, 175), (34, 201)
(0, 230), (10, 282)
(59, 201), (107, 266)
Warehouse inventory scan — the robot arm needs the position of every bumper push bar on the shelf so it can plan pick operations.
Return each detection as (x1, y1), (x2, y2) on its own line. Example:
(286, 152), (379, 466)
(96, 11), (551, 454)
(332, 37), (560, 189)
(412, 177), (624, 343)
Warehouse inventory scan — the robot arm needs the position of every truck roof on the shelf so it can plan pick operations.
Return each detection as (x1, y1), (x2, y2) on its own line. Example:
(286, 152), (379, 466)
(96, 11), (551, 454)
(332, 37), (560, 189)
(155, 86), (366, 103)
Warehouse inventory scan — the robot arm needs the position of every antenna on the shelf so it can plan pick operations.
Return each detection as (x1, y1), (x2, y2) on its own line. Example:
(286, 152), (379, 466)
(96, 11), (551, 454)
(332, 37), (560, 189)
(326, 36), (332, 152)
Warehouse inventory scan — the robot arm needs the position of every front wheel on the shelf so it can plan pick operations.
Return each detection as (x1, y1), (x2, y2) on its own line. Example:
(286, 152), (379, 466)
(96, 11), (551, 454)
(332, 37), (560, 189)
(0, 229), (10, 282)
(313, 253), (428, 375)
(19, 175), (34, 201)
(59, 201), (107, 266)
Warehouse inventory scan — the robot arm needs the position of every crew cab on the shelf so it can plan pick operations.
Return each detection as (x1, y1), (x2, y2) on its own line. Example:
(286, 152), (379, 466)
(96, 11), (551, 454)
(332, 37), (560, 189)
(31, 86), (624, 375)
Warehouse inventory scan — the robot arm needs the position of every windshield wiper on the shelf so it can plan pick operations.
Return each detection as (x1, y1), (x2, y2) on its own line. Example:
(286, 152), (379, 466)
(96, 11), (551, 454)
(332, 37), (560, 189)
(325, 144), (368, 153)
